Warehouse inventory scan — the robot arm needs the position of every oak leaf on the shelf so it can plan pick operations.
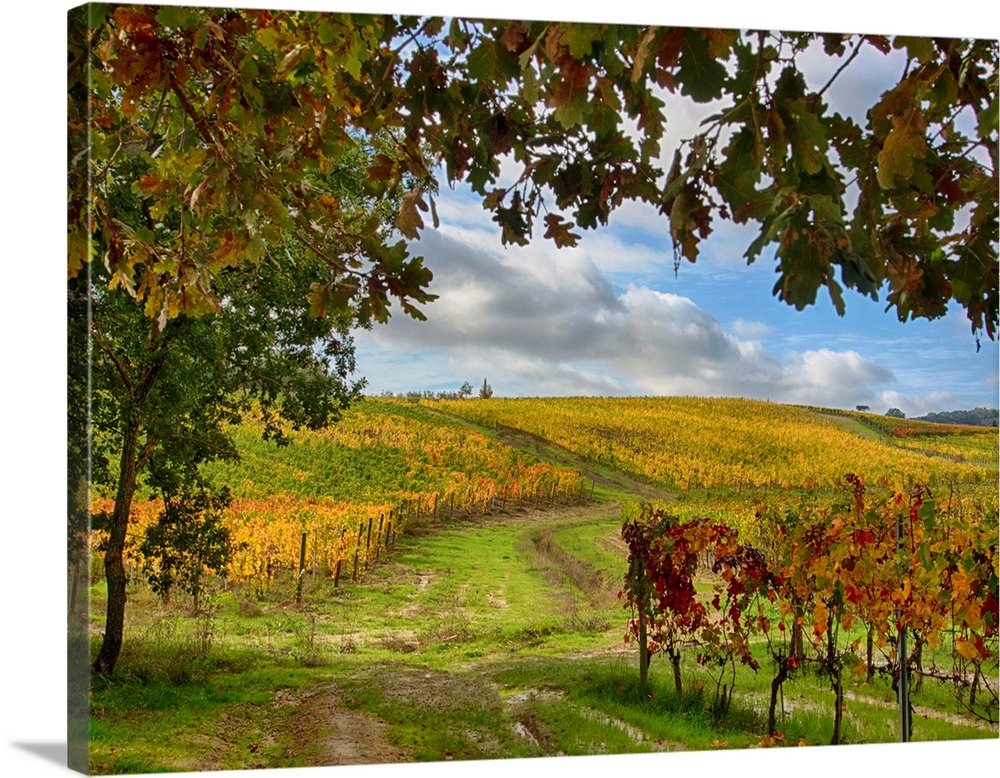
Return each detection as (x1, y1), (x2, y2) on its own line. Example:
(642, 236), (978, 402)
(395, 187), (428, 240)
(877, 108), (928, 189)
(542, 213), (581, 248)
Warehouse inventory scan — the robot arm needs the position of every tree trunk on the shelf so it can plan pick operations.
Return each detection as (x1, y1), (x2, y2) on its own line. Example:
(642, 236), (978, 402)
(768, 656), (790, 735)
(635, 557), (648, 695)
(826, 611), (837, 667)
(831, 667), (844, 745)
(638, 603), (648, 695)
(295, 531), (307, 605)
(827, 607), (843, 745)
(790, 595), (804, 662)
(670, 648), (683, 694)
(92, 411), (141, 675)
(69, 558), (80, 615)
(866, 628), (874, 683)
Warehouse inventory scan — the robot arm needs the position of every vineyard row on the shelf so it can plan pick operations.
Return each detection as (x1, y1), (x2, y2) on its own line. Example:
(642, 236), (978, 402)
(89, 471), (595, 599)
(620, 476), (999, 741)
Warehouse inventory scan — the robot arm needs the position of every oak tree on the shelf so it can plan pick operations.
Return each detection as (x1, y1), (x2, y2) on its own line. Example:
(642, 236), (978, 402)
(68, 4), (423, 673)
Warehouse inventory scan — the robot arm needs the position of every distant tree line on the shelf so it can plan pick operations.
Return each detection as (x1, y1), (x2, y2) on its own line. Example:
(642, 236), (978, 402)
(858, 404), (998, 427)
(914, 407), (999, 427)
(382, 379), (494, 403)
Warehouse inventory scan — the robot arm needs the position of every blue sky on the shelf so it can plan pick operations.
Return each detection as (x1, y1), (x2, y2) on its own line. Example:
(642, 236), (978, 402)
(353, 14), (999, 416)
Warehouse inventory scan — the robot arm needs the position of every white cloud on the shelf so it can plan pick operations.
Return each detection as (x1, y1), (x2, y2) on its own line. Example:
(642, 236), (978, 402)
(430, 188), (497, 232)
(878, 391), (960, 419)
(362, 228), (900, 409)
(779, 349), (895, 408)
(731, 319), (775, 339)
(606, 198), (668, 236)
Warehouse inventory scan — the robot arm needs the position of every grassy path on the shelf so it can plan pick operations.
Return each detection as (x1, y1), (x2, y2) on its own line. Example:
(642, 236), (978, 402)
(420, 404), (677, 501)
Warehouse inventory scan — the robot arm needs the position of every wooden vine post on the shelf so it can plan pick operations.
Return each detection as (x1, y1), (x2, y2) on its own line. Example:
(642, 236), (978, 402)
(333, 529), (346, 587)
(637, 556), (649, 695)
(295, 531), (307, 605)
(364, 517), (373, 570)
(896, 509), (911, 742)
(352, 521), (363, 581)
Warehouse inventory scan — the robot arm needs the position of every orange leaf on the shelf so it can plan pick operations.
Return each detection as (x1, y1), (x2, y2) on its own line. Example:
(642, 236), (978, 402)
(138, 174), (162, 194)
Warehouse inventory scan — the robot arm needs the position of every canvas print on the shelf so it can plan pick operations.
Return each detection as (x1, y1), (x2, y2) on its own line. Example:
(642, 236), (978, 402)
(67, 1), (998, 775)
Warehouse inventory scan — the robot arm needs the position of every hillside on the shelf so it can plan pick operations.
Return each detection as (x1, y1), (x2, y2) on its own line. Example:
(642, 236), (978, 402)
(425, 396), (999, 492)
(202, 397), (584, 505)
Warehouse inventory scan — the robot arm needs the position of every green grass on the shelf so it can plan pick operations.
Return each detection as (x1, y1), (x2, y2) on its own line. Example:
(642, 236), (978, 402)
(89, 650), (322, 773)
(89, 491), (996, 773)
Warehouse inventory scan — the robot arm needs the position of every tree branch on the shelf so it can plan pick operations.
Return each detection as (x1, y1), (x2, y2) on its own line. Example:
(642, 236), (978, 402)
(291, 228), (371, 281)
(817, 36), (866, 99)
(92, 331), (134, 396)
(168, 70), (218, 149)
(135, 435), (159, 471)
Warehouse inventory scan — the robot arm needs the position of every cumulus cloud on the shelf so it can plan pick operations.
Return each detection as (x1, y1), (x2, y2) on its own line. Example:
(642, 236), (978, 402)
(878, 391), (959, 419)
(731, 319), (774, 339)
(777, 349), (895, 408)
(360, 225), (901, 409)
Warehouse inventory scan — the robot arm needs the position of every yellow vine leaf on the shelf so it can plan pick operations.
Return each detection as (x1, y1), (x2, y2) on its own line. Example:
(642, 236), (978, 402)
(955, 638), (979, 661)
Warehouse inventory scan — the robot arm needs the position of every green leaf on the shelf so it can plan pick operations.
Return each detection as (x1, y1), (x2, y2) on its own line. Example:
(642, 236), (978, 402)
(447, 18), (469, 51)
(552, 90), (590, 129)
(716, 127), (764, 217)
(256, 26), (283, 51)
(317, 17), (337, 46)
(521, 64), (540, 104)
(677, 30), (728, 103)
(827, 277), (846, 316)
(893, 36), (935, 64)
(661, 143), (709, 204)
(343, 51), (363, 80)
(494, 203), (530, 246)
(838, 251), (879, 297)
(155, 6), (200, 29)
(467, 40), (500, 82)
(560, 24), (603, 59)
(978, 92), (998, 141)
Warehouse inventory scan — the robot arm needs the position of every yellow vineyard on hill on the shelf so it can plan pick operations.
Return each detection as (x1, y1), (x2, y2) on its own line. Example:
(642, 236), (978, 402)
(426, 396), (998, 492)
(89, 395), (997, 597)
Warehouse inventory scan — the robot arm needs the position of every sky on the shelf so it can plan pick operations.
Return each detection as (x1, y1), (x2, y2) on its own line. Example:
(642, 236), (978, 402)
(352, 20), (999, 416)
